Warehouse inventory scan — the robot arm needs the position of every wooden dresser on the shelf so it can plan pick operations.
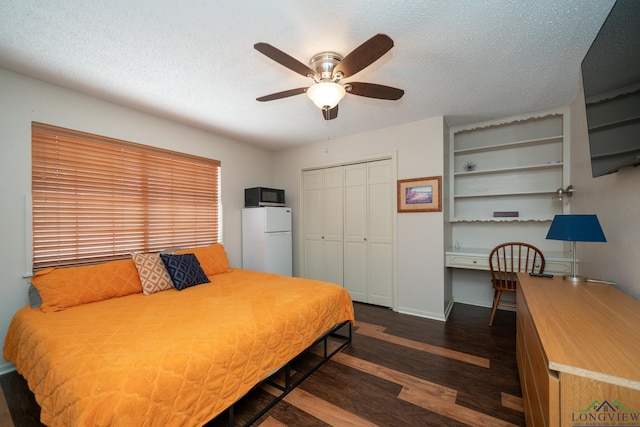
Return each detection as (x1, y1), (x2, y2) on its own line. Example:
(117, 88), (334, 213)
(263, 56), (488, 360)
(516, 273), (640, 426)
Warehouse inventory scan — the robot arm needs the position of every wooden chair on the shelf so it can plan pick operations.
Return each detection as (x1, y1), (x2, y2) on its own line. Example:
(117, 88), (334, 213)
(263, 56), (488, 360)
(489, 242), (545, 326)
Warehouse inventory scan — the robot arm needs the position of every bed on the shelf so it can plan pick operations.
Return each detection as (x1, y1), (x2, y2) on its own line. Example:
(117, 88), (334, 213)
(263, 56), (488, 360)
(3, 244), (355, 426)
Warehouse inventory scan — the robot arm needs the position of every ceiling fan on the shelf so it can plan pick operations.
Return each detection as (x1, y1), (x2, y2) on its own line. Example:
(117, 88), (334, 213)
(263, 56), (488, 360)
(254, 34), (404, 120)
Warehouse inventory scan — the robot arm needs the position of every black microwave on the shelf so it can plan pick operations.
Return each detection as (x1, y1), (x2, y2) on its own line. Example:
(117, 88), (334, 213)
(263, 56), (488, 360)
(245, 187), (285, 207)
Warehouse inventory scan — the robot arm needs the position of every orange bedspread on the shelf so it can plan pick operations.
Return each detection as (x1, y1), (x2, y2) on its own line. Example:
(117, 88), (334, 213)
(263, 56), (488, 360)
(4, 269), (354, 426)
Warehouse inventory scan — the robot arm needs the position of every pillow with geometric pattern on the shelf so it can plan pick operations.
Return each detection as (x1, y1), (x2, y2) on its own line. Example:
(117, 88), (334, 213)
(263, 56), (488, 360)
(132, 252), (174, 295)
(159, 253), (210, 290)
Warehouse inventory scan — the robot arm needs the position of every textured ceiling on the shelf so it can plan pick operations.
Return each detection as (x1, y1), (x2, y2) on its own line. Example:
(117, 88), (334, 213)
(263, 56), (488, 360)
(0, 0), (614, 150)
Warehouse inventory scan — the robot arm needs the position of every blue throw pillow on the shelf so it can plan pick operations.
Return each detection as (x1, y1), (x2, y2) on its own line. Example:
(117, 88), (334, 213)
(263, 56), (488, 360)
(159, 253), (210, 290)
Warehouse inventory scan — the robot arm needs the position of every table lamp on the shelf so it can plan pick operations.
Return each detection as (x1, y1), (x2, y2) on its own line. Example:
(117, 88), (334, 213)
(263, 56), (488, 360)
(545, 214), (606, 283)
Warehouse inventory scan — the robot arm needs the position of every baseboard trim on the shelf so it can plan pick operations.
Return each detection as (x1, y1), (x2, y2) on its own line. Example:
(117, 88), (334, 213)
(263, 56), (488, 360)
(0, 362), (16, 376)
(443, 299), (455, 320)
(396, 306), (446, 322)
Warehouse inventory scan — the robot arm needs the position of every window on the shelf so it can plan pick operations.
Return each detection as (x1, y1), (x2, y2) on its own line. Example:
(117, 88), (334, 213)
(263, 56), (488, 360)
(31, 122), (221, 270)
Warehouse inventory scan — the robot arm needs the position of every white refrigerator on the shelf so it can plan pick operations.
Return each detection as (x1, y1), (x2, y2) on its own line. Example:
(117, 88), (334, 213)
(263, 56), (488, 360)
(242, 207), (292, 276)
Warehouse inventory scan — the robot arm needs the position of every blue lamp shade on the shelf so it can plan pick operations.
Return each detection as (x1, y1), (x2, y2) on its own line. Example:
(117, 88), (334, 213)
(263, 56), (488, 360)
(546, 214), (607, 243)
(546, 214), (606, 282)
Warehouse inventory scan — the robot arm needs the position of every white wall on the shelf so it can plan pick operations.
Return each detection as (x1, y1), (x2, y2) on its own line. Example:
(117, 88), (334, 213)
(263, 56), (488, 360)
(0, 68), (275, 373)
(569, 88), (640, 299)
(273, 117), (449, 320)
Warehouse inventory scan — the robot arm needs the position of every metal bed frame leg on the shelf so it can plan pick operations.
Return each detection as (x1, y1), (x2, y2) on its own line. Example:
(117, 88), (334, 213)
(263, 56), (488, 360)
(227, 405), (234, 427)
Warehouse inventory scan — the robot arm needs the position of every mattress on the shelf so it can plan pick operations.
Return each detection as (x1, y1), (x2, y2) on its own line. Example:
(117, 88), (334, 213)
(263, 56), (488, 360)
(4, 269), (354, 426)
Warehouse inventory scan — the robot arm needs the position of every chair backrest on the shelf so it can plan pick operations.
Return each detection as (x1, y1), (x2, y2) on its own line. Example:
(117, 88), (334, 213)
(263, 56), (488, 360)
(489, 242), (545, 291)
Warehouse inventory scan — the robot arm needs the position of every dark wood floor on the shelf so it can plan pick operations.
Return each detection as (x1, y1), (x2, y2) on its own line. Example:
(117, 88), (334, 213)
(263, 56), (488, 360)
(1, 302), (524, 426)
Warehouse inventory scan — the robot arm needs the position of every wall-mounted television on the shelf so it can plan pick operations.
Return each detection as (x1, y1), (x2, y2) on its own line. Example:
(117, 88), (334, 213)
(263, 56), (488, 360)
(581, 0), (640, 177)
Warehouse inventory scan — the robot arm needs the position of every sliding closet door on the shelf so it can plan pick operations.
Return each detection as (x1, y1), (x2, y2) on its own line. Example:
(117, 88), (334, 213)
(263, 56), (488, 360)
(304, 160), (393, 306)
(303, 167), (343, 286)
(343, 164), (368, 302)
(365, 160), (393, 306)
(343, 160), (393, 306)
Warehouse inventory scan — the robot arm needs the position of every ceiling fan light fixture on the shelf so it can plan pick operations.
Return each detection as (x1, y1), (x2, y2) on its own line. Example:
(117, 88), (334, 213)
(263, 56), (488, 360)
(254, 35), (403, 120)
(307, 82), (346, 109)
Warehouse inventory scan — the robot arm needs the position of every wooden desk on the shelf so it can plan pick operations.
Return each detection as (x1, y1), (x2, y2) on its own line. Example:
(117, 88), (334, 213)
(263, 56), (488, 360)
(516, 273), (640, 426)
(445, 248), (572, 274)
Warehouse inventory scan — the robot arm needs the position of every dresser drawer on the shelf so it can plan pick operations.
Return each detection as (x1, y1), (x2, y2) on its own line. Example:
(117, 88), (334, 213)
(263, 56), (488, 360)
(525, 313), (559, 426)
(445, 254), (490, 270)
(544, 260), (572, 274)
(518, 287), (560, 426)
(446, 253), (551, 272)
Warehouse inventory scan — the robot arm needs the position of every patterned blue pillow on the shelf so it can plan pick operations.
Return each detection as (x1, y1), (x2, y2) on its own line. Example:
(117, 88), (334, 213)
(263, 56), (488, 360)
(159, 253), (210, 290)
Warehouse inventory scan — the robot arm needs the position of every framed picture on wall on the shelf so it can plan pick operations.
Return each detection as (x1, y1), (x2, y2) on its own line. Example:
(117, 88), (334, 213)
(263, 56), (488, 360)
(397, 176), (442, 212)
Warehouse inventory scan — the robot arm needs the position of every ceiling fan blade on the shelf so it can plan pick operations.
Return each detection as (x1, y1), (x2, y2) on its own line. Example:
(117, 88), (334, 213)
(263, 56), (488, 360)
(346, 82), (404, 100)
(254, 42), (316, 78)
(333, 34), (394, 79)
(257, 87), (308, 102)
(322, 105), (338, 120)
